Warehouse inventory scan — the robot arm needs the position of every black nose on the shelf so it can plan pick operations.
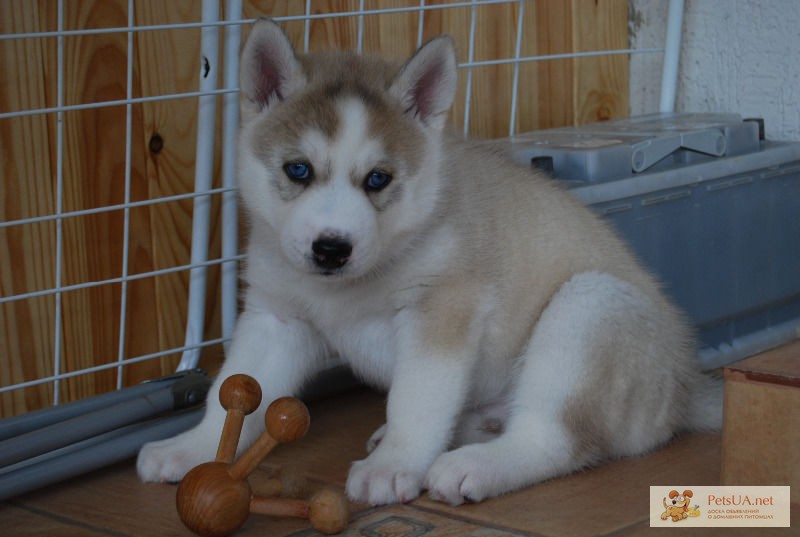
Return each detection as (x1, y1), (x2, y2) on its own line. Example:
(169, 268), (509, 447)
(311, 236), (352, 271)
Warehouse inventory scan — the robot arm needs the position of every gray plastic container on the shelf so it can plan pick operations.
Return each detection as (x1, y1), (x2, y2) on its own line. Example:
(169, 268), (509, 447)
(506, 113), (800, 368)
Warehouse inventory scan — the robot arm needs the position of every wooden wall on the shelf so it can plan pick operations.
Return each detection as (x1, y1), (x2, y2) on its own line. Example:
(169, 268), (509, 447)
(0, 0), (629, 417)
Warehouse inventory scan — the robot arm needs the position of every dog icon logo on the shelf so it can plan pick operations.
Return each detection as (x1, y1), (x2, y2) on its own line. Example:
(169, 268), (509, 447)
(660, 489), (702, 522)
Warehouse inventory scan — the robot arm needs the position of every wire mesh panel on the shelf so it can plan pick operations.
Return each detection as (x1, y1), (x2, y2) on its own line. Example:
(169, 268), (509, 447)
(0, 0), (657, 419)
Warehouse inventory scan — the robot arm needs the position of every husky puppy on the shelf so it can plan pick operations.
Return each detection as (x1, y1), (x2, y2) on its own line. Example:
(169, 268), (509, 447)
(138, 19), (721, 506)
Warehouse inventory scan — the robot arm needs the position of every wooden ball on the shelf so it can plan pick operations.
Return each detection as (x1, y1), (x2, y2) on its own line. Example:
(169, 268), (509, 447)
(218, 374), (262, 414)
(266, 397), (310, 444)
(308, 489), (350, 535)
(176, 462), (251, 537)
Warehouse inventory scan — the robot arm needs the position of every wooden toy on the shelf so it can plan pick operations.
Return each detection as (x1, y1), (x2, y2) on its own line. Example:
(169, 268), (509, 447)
(176, 374), (349, 536)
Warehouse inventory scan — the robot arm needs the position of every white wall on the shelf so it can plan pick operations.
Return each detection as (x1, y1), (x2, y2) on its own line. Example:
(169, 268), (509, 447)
(629, 0), (800, 141)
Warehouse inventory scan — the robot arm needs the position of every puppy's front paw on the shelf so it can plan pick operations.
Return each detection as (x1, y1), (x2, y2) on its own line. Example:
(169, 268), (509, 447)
(136, 431), (216, 483)
(345, 456), (424, 505)
(425, 445), (498, 506)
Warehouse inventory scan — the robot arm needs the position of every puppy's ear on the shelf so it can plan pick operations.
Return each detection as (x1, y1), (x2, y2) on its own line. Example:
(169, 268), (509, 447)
(669, 490), (679, 499)
(683, 490), (693, 498)
(240, 18), (306, 116)
(390, 36), (457, 130)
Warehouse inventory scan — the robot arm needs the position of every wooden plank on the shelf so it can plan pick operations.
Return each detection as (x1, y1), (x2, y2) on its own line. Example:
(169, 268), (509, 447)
(55, 0), (130, 402)
(571, 0), (630, 124)
(458, 1), (519, 138)
(0, 503), (113, 537)
(0, 1), (59, 416)
(525, 0), (574, 130)
(130, 0), (212, 383)
(0, 0), (138, 407)
(237, 2), (629, 134)
(361, 0), (418, 58)
(523, 0), (630, 130)
(242, 0), (308, 49)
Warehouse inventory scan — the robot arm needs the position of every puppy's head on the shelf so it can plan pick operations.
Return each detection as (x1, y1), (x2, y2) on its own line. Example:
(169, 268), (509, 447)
(237, 19), (457, 280)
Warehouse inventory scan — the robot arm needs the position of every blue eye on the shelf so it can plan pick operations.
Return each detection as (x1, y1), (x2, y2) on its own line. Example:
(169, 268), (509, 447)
(364, 170), (392, 192)
(284, 161), (313, 183)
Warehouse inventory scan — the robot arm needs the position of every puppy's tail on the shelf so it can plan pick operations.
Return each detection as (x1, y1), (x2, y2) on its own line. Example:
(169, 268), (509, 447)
(684, 370), (724, 432)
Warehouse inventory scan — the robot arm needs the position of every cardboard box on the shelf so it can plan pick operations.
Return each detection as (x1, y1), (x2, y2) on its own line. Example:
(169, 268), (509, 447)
(721, 341), (800, 504)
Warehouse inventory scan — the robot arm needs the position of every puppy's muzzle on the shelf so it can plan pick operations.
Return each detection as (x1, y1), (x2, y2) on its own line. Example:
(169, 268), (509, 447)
(311, 236), (352, 271)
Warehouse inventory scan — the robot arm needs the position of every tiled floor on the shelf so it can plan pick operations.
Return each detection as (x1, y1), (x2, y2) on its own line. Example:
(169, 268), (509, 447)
(1, 385), (797, 536)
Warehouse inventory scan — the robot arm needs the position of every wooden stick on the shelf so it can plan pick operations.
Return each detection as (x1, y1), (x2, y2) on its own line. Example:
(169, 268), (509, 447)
(250, 496), (309, 519)
(215, 375), (262, 464)
(250, 489), (349, 535)
(227, 431), (278, 482)
(215, 410), (246, 464)
(227, 397), (309, 481)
